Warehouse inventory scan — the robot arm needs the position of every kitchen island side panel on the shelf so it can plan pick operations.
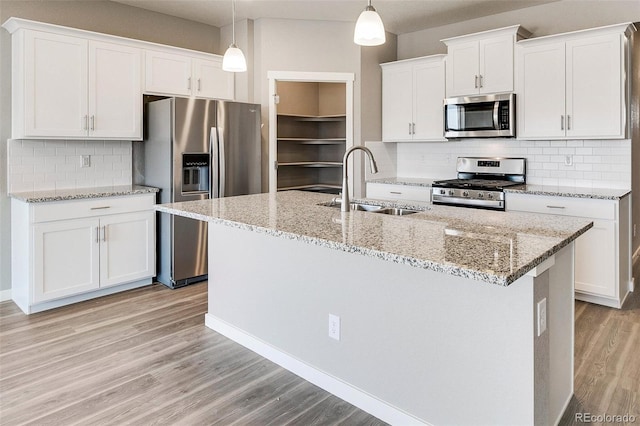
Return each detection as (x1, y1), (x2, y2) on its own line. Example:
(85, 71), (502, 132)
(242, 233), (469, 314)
(205, 222), (569, 425)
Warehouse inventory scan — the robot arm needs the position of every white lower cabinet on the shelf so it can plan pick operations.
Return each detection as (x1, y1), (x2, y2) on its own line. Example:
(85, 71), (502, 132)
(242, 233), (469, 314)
(11, 194), (156, 314)
(506, 192), (631, 308)
(366, 182), (431, 203)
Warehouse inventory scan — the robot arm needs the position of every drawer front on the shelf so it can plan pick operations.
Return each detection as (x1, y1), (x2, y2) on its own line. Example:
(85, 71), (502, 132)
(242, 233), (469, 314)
(32, 193), (156, 223)
(367, 183), (431, 202)
(506, 193), (616, 220)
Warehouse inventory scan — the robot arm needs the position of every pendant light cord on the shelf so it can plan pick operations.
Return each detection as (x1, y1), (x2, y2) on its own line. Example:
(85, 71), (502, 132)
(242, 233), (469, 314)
(232, 0), (236, 46)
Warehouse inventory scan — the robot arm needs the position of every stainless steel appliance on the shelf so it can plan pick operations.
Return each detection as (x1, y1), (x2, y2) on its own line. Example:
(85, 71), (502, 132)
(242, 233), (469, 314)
(144, 97), (262, 288)
(444, 93), (515, 138)
(432, 157), (526, 210)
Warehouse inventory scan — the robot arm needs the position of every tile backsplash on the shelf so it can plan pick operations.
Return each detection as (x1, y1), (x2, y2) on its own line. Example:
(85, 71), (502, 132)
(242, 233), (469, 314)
(7, 140), (132, 193)
(395, 139), (632, 189)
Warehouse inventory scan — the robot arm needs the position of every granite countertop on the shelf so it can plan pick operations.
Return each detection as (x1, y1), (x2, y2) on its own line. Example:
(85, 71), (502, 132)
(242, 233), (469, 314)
(156, 191), (592, 287)
(367, 177), (438, 187)
(505, 184), (631, 200)
(10, 185), (159, 203)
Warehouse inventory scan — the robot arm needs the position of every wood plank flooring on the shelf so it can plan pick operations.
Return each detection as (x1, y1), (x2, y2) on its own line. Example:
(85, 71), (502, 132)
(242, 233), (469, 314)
(0, 283), (386, 426)
(1, 280), (639, 425)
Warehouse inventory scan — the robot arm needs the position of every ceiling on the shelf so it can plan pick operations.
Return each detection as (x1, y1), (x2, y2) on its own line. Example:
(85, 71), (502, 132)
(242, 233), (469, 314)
(111, 0), (558, 35)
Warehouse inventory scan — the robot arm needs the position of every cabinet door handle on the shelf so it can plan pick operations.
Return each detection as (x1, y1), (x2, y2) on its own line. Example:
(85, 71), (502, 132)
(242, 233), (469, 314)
(412, 123), (416, 134)
(390, 191), (402, 195)
(96, 226), (100, 243)
(188, 77), (192, 90)
(198, 78), (201, 91)
(409, 123), (412, 135)
(101, 226), (106, 242)
(90, 206), (111, 210)
(474, 75), (478, 88)
(546, 205), (566, 209)
(567, 115), (571, 130)
(479, 75), (483, 88)
(83, 115), (88, 130)
(561, 115), (564, 130)
(90, 115), (95, 131)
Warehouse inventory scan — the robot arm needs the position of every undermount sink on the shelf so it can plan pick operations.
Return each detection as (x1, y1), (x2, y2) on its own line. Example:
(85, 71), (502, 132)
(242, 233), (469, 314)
(321, 202), (420, 216)
(323, 202), (385, 212)
(372, 207), (420, 216)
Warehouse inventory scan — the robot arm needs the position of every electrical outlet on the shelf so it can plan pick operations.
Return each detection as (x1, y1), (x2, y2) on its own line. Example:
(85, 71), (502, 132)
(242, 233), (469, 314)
(537, 298), (547, 337)
(564, 155), (573, 166)
(328, 314), (340, 341)
(81, 155), (91, 168)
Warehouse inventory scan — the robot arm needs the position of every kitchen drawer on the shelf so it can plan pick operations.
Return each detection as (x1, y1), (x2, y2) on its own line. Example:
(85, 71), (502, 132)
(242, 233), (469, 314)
(506, 193), (616, 220)
(32, 193), (156, 223)
(366, 183), (431, 203)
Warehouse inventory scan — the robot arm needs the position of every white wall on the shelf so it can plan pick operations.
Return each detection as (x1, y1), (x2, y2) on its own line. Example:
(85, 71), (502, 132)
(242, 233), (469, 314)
(397, 1), (640, 59)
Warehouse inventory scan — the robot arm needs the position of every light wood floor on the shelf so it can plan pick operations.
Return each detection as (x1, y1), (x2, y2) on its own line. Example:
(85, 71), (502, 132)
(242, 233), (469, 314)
(1, 281), (639, 425)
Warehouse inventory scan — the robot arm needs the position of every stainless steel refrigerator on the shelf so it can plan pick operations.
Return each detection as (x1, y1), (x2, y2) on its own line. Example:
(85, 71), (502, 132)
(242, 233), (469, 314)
(143, 97), (262, 288)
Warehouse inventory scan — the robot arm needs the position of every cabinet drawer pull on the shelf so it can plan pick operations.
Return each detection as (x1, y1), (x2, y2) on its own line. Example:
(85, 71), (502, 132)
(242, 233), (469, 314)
(390, 191), (402, 195)
(90, 206), (111, 210)
(546, 205), (566, 209)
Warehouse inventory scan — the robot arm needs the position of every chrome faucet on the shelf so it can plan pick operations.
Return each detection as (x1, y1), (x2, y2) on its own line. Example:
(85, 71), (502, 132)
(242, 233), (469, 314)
(341, 146), (379, 212)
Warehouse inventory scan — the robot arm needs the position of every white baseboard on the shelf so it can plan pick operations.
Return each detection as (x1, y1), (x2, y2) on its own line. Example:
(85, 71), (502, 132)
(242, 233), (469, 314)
(205, 314), (429, 426)
(0, 289), (11, 302)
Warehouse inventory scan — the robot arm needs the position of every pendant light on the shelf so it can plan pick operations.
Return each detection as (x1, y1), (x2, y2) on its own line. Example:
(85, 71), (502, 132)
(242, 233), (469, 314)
(353, 0), (386, 46)
(222, 0), (247, 72)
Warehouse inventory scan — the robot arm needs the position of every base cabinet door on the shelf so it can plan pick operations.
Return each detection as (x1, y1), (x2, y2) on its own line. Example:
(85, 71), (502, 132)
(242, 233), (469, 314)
(33, 218), (100, 303)
(99, 211), (155, 288)
(574, 219), (617, 298)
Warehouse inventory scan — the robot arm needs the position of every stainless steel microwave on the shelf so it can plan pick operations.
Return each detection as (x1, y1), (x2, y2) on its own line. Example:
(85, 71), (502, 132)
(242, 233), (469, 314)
(444, 93), (515, 138)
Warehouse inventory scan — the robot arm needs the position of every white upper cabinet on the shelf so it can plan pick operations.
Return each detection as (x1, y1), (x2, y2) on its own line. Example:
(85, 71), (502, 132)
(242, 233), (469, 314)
(89, 41), (142, 139)
(516, 23), (633, 140)
(7, 22), (141, 140)
(381, 55), (446, 142)
(21, 31), (89, 138)
(145, 51), (234, 100)
(442, 26), (530, 97)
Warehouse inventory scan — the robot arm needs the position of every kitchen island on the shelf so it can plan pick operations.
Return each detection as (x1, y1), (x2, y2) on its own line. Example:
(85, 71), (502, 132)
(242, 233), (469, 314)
(156, 191), (592, 425)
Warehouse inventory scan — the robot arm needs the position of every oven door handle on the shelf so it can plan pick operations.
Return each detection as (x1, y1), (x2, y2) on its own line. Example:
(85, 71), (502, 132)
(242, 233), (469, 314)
(493, 101), (500, 131)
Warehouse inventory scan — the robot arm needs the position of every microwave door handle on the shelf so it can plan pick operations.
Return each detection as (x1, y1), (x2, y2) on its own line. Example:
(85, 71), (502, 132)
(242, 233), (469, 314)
(493, 102), (500, 130)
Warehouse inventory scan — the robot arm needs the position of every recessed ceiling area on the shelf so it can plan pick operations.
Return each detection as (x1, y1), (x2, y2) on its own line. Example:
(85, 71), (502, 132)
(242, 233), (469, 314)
(110, 0), (559, 35)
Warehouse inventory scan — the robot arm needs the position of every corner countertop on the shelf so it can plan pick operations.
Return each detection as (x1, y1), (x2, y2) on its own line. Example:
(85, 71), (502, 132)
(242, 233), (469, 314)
(505, 184), (630, 200)
(366, 177), (438, 187)
(9, 185), (159, 203)
(156, 191), (592, 287)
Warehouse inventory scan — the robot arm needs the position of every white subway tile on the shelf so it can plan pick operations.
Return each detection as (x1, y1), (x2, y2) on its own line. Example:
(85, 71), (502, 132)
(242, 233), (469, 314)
(10, 181), (35, 192)
(543, 162), (559, 170)
(575, 148), (593, 155)
(583, 140), (603, 147)
(566, 140), (583, 147)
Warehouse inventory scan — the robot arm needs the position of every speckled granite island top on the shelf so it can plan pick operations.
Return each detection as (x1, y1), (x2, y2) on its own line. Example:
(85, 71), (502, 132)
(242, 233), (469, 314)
(505, 184), (630, 200)
(156, 191), (593, 286)
(10, 185), (159, 203)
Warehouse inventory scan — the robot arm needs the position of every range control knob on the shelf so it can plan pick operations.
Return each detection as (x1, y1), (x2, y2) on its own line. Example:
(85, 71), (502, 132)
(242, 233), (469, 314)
(448, 190), (455, 196)
(478, 193), (484, 198)
(462, 191), (469, 197)
(487, 193), (494, 199)
(439, 189), (446, 195)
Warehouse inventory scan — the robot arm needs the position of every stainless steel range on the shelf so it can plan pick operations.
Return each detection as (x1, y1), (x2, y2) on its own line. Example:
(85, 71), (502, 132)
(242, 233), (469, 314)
(432, 157), (526, 210)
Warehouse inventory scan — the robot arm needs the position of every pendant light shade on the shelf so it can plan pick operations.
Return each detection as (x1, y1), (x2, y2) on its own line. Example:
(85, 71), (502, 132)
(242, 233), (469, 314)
(222, 0), (247, 72)
(223, 44), (247, 72)
(354, 0), (386, 46)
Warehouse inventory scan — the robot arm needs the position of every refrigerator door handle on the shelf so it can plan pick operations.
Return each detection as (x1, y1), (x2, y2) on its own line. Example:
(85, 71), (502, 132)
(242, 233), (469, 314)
(218, 127), (226, 198)
(210, 127), (220, 198)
